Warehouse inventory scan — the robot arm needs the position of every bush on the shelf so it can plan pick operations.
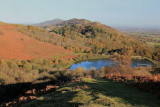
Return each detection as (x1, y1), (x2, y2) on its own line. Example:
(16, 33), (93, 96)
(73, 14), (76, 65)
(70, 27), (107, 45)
(7, 60), (19, 70)
(23, 62), (32, 72)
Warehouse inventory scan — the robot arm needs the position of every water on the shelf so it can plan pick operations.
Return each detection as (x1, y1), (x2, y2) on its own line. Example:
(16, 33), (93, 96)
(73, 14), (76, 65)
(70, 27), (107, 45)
(70, 59), (154, 70)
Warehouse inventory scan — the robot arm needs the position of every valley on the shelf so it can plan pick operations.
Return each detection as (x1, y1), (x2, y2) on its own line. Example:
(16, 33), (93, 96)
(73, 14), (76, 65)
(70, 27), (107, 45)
(0, 19), (160, 107)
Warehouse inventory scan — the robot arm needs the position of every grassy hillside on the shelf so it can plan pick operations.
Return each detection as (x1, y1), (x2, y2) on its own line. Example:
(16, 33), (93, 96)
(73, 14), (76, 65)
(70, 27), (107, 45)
(22, 77), (160, 107)
(0, 22), (71, 60)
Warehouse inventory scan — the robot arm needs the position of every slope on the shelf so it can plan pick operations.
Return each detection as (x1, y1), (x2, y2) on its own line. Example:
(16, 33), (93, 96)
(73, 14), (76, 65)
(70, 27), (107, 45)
(0, 22), (71, 60)
(22, 77), (160, 107)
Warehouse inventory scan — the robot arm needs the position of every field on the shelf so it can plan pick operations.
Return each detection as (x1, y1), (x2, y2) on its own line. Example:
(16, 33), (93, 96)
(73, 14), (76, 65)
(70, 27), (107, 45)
(146, 42), (160, 46)
(118, 28), (160, 47)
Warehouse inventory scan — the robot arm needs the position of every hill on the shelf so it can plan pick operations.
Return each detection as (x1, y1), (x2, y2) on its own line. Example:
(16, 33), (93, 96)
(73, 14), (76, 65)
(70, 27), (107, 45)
(35, 18), (64, 26)
(17, 18), (156, 60)
(47, 19), (153, 57)
(0, 22), (71, 60)
(57, 18), (92, 26)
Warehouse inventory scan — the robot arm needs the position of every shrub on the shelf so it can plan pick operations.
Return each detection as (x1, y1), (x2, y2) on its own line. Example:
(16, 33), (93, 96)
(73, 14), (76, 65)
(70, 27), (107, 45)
(23, 62), (32, 72)
(7, 60), (19, 70)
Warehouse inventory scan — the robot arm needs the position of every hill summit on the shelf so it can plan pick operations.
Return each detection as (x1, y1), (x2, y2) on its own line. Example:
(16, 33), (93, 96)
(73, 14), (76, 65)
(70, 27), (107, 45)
(35, 18), (64, 26)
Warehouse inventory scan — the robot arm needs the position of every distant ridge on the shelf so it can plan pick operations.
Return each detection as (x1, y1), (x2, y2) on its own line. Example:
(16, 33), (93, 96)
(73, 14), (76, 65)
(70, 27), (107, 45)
(35, 18), (101, 27)
(58, 18), (92, 26)
(35, 18), (64, 26)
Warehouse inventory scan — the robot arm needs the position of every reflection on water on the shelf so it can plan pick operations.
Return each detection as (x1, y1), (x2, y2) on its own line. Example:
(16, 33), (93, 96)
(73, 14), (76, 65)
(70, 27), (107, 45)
(70, 59), (154, 70)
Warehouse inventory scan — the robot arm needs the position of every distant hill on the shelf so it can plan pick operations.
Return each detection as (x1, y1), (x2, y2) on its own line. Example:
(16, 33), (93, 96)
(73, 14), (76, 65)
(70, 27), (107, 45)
(114, 26), (160, 33)
(35, 18), (64, 26)
(0, 22), (71, 60)
(58, 18), (92, 26)
(35, 18), (102, 27)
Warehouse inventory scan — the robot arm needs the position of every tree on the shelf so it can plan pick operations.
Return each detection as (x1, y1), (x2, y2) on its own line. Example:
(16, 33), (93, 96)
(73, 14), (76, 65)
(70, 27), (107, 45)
(102, 48), (108, 54)
(111, 52), (133, 75)
(92, 46), (99, 54)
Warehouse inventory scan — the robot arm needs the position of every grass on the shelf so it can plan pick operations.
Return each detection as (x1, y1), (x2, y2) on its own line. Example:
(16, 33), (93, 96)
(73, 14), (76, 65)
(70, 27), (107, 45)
(0, 22), (6, 25)
(52, 53), (69, 60)
(153, 38), (160, 41)
(87, 54), (113, 60)
(52, 53), (87, 61)
(22, 78), (160, 107)
(146, 42), (160, 46)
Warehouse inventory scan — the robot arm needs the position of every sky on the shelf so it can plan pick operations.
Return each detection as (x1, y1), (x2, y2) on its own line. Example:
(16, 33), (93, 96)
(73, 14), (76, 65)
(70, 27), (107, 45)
(0, 0), (160, 28)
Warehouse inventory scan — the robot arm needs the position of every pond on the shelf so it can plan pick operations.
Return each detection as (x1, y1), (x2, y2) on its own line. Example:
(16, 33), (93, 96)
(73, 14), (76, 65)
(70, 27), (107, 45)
(70, 59), (154, 70)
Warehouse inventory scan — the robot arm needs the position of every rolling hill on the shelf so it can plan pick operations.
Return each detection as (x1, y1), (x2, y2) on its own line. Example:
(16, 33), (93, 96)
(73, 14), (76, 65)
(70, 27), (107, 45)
(43, 18), (152, 57)
(0, 18), (154, 60)
(0, 22), (71, 60)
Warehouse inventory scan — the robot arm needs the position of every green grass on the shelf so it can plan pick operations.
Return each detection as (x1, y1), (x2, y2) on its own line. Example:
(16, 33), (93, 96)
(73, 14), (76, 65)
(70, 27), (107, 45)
(87, 55), (113, 60)
(52, 53), (69, 60)
(154, 38), (160, 41)
(22, 78), (160, 107)
(146, 42), (160, 46)
(52, 53), (87, 61)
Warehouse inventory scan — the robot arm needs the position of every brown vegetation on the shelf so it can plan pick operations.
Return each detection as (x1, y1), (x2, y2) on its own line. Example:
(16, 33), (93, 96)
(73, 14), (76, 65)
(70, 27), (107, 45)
(0, 23), (71, 60)
(104, 74), (160, 97)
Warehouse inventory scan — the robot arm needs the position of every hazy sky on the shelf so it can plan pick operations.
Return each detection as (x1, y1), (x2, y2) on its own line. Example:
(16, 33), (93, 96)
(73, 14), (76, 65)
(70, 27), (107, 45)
(0, 0), (160, 27)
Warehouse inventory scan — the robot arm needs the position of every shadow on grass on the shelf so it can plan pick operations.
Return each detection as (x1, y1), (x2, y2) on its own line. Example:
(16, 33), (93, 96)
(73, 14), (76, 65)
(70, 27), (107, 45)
(24, 91), (82, 107)
(0, 81), (56, 104)
(0, 73), (71, 105)
(80, 79), (160, 107)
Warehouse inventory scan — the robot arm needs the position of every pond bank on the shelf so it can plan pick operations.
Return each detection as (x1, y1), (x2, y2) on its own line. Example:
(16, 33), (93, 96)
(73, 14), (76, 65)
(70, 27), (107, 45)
(131, 56), (159, 66)
(54, 54), (158, 70)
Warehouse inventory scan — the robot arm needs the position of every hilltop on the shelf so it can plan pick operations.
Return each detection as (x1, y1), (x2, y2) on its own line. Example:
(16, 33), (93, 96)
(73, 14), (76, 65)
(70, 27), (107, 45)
(0, 22), (71, 60)
(35, 18), (64, 26)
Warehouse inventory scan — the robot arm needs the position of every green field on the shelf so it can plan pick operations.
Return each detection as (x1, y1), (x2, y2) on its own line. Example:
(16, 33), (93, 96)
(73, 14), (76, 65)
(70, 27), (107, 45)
(22, 78), (160, 107)
(146, 42), (160, 46)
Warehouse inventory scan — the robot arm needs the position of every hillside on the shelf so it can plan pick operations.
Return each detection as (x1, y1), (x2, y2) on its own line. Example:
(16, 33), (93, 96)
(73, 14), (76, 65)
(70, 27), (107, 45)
(16, 18), (154, 59)
(48, 19), (153, 57)
(9, 18), (156, 60)
(0, 22), (71, 60)
(20, 77), (160, 107)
